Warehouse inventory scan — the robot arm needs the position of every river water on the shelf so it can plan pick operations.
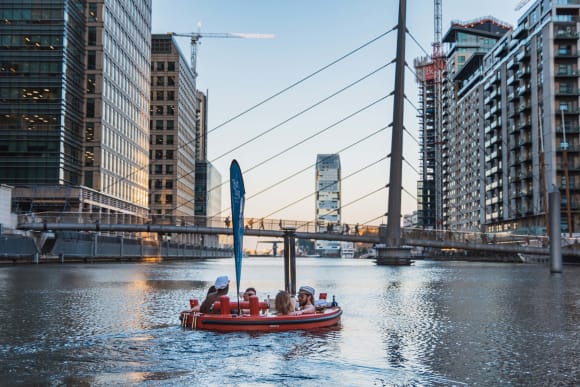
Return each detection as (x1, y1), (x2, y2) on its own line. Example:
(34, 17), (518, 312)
(0, 257), (578, 386)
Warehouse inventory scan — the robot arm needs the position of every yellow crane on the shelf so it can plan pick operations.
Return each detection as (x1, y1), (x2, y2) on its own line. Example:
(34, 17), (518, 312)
(167, 31), (274, 79)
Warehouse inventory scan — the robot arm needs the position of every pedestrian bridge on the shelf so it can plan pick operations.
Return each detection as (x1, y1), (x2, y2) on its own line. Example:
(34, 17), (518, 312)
(15, 212), (580, 258)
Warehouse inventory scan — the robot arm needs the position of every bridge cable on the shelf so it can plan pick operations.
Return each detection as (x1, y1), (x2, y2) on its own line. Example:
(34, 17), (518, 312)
(294, 185), (388, 231)
(406, 29), (431, 57)
(262, 157), (388, 220)
(171, 64), (394, 204)
(100, 28), (395, 196)
(208, 27), (397, 135)
(207, 125), (390, 217)
(174, 95), (392, 213)
(210, 61), (394, 163)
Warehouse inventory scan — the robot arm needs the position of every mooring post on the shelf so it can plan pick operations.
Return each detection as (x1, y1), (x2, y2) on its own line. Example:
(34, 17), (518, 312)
(283, 227), (297, 295)
(548, 188), (563, 273)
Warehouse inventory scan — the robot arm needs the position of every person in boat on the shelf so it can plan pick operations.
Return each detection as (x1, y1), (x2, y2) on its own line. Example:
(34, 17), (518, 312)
(199, 275), (230, 314)
(237, 287), (257, 314)
(243, 287), (257, 301)
(274, 290), (295, 315)
(191, 285), (216, 312)
(292, 286), (316, 315)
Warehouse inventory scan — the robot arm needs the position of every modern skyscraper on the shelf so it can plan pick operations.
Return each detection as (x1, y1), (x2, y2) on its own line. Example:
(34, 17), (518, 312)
(0, 0), (152, 221)
(315, 154), (341, 257)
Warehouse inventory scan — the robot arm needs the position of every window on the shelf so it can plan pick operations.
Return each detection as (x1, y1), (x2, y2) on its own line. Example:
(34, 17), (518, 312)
(156, 91), (164, 100)
(85, 147), (94, 166)
(87, 51), (96, 70)
(86, 99), (95, 117)
(167, 61), (175, 71)
(156, 62), (164, 71)
(155, 106), (163, 115)
(87, 74), (95, 93)
(88, 27), (97, 45)
(167, 90), (174, 100)
(166, 194), (173, 204)
(154, 194), (162, 203)
(157, 76), (164, 86)
(165, 150), (173, 159)
(155, 135), (163, 144)
(154, 165), (163, 174)
(165, 180), (173, 189)
(155, 120), (163, 130)
(166, 135), (174, 145)
(88, 3), (98, 21)
(167, 76), (175, 86)
(166, 120), (174, 130)
(155, 150), (163, 159)
(166, 165), (174, 174)
(85, 123), (94, 141)
(154, 179), (163, 189)
(167, 105), (175, 115)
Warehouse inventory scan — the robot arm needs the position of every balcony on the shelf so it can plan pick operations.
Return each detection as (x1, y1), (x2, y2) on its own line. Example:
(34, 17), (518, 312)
(556, 88), (580, 95)
(516, 49), (530, 62)
(555, 29), (579, 39)
(516, 67), (530, 78)
(517, 85), (530, 96)
(555, 49), (579, 58)
(555, 68), (578, 77)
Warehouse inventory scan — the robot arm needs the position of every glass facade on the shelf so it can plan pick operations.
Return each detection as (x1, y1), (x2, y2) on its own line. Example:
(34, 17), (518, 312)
(0, 0), (152, 218)
(0, 1), (85, 185)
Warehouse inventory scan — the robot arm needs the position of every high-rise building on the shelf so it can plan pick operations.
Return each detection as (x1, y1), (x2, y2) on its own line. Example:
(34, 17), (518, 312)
(0, 0), (152, 221)
(437, 0), (580, 235)
(314, 154), (341, 257)
(150, 34), (196, 220)
(441, 17), (511, 231)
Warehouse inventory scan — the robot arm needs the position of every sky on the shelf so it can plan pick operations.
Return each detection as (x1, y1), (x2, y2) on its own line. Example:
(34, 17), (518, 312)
(151, 0), (526, 226)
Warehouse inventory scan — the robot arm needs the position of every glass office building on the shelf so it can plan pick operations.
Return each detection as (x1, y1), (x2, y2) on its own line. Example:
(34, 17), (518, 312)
(0, 0), (152, 220)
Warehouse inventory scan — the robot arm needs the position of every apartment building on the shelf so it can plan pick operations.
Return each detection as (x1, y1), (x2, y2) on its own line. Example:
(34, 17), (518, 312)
(437, 0), (580, 234)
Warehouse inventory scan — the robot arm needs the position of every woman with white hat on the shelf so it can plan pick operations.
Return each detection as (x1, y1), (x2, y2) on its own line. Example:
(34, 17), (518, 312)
(198, 275), (230, 314)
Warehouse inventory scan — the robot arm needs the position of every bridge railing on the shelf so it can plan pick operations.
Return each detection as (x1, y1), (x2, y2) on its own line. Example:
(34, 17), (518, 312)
(17, 212), (383, 236)
(402, 227), (553, 247)
(20, 212), (574, 248)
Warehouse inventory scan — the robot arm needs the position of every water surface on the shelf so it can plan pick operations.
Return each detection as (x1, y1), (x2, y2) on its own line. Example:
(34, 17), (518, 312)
(0, 258), (578, 385)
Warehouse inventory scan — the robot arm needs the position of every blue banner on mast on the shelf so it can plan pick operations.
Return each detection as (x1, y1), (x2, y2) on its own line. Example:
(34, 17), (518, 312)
(229, 160), (246, 299)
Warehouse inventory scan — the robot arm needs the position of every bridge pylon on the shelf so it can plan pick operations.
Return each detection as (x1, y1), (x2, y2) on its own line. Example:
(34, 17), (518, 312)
(376, 0), (413, 265)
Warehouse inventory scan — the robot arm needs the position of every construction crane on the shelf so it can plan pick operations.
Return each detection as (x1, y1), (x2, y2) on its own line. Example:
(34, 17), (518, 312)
(167, 31), (274, 81)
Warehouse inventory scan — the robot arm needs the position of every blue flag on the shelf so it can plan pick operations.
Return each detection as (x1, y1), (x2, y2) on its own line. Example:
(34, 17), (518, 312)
(230, 160), (245, 300)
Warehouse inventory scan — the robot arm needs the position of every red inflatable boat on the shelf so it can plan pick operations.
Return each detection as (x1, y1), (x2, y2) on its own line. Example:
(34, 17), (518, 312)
(179, 295), (342, 332)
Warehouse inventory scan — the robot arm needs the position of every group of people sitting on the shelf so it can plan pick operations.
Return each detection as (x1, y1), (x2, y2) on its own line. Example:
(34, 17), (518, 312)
(192, 275), (317, 316)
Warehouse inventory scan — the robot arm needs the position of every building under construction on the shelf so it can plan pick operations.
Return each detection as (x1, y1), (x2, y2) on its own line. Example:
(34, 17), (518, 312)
(414, 0), (445, 230)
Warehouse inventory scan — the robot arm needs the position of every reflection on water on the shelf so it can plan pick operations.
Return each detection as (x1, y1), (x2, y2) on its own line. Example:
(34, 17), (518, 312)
(0, 259), (578, 385)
